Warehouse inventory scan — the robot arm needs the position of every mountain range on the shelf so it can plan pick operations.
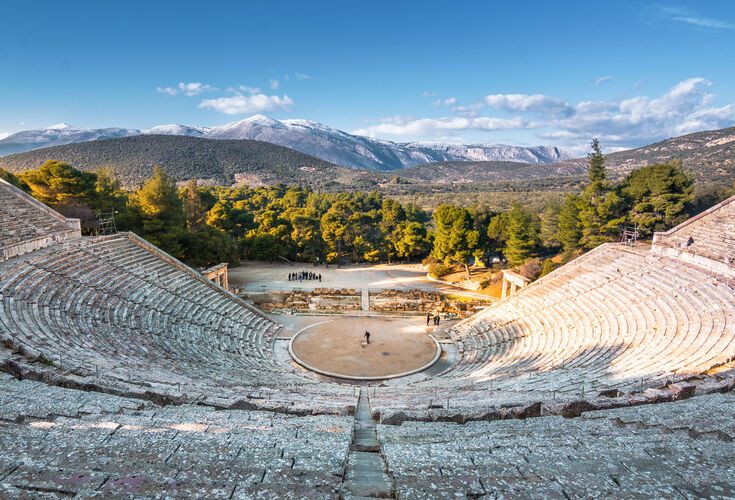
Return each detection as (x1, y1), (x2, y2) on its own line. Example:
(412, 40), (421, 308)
(4, 125), (735, 190)
(0, 135), (353, 188)
(0, 116), (571, 170)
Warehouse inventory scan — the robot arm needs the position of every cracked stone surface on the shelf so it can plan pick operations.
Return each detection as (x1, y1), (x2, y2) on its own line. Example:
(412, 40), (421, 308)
(378, 392), (735, 498)
(0, 375), (352, 498)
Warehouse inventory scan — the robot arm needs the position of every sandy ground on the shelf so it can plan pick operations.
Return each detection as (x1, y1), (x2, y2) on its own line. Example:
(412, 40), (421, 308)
(229, 261), (487, 298)
(290, 317), (439, 378)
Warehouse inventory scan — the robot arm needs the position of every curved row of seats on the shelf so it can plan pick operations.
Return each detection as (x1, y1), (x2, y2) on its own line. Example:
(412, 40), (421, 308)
(0, 373), (352, 498)
(0, 233), (354, 413)
(371, 243), (735, 412)
(653, 194), (735, 265)
(378, 392), (735, 498)
(452, 246), (734, 386)
(0, 185), (68, 245)
(0, 179), (81, 260)
(2, 179), (734, 418)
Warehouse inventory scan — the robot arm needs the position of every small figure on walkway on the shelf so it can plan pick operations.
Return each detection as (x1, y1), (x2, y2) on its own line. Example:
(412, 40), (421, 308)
(363, 330), (371, 345)
(426, 313), (431, 326)
(318, 274), (322, 282)
(434, 315), (440, 326)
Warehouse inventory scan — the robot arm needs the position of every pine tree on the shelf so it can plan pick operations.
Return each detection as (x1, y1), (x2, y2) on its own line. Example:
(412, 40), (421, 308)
(182, 179), (207, 233)
(588, 138), (606, 183)
(431, 205), (479, 278)
(19, 160), (96, 206)
(577, 140), (625, 249)
(540, 203), (561, 250)
(557, 194), (582, 252)
(129, 166), (184, 250)
(503, 203), (540, 266)
(620, 161), (694, 236)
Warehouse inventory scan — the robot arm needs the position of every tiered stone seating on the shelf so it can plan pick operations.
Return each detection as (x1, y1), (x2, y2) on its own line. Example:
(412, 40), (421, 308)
(0, 233), (354, 414)
(1, 186), (735, 494)
(371, 243), (735, 413)
(378, 391), (735, 498)
(0, 373), (352, 498)
(0, 179), (81, 260)
(652, 193), (735, 275)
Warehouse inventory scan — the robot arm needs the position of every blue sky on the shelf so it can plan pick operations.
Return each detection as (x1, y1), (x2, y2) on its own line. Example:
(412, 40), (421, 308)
(2, 0), (734, 153)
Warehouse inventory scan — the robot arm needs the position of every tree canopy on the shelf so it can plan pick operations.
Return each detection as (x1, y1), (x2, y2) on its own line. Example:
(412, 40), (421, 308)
(10, 148), (711, 275)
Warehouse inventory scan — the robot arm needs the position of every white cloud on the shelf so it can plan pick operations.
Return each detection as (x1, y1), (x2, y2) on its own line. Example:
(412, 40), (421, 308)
(0, 132), (10, 140)
(269, 79), (280, 90)
(356, 77), (735, 150)
(484, 93), (572, 115)
(353, 116), (529, 137)
(199, 93), (293, 115)
(544, 77), (735, 148)
(238, 85), (261, 94)
(594, 76), (613, 86)
(294, 72), (314, 80)
(157, 82), (217, 97)
(432, 97), (457, 106)
(421, 90), (438, 98)
(660, 6), (734, 30)
(157, 86), (178, 96)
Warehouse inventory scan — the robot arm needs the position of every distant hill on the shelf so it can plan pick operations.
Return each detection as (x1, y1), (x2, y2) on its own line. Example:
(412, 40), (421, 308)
(0, 123), (139, 157)
(400, 160), (584, 183)
(550, 127), (735, 184)
(0, 135), (354, 188)
(404, 127), (735, 186)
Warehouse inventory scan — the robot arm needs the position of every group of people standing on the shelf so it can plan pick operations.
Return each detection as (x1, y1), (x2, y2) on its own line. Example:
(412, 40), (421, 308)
(427, 313), (441, 326)
(288, 271), (322, 282)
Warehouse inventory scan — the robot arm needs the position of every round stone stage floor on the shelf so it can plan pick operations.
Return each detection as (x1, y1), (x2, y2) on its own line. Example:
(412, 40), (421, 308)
(289, 317), (441, 380)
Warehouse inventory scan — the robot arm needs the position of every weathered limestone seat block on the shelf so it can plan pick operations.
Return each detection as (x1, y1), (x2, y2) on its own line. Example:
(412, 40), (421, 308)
(652, 193), (735, 277)
(0, 231), (354, 413)
(372, 242), (735, 414)
(378, 392), (735, 498)
(0, 178), (81, 261)
(0, 373), (352, 498)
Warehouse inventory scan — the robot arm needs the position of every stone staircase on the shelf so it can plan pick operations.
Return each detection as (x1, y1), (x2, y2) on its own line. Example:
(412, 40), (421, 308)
(341, 387), (394, 498)
(361, 288), (370, 311)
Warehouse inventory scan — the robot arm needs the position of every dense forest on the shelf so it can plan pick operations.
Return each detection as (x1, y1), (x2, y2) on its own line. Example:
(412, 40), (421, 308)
(2, 140), (732, 279)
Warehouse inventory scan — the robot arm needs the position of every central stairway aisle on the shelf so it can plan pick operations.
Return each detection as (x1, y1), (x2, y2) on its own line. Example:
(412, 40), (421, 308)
(340, 387), (394, 498)
(361, 289), (370, 311)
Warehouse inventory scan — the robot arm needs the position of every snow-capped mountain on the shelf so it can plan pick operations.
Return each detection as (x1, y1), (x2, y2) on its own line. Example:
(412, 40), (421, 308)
(0, 116), (571, 170)
(0, 123), (139, 156)
(142, 124), (209, 137)
(200, 115), (571, 170)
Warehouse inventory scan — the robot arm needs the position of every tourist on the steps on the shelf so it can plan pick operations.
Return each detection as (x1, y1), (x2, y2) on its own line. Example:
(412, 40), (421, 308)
(363, 330), (371, 345)
(426, 313), (431, 326)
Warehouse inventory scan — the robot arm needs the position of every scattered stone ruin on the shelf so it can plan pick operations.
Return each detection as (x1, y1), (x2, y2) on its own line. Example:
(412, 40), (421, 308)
(200, 262), (230, 291)
(500, 269), (531, 298)
(248, 288), (362, 313)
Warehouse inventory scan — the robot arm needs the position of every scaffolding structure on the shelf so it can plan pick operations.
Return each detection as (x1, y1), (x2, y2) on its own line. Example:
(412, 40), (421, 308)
(619, 224), (639, 246)
(96, 210), (118, 236)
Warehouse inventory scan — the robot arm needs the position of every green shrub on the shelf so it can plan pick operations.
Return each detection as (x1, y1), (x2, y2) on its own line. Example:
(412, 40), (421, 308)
(428, 262), (453, 278)
(540, 258), (559, 277)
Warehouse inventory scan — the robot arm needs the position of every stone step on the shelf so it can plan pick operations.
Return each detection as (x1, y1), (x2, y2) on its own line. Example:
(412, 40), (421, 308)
(342, 480), (393, 499)
(341, 388), (395, 498)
